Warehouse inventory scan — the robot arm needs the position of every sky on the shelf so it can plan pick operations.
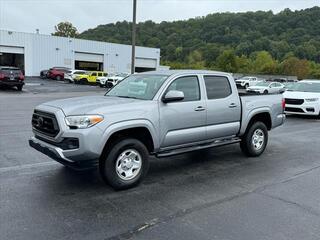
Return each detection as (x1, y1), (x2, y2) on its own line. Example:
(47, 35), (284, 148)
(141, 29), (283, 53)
(0, 0), (319, 35)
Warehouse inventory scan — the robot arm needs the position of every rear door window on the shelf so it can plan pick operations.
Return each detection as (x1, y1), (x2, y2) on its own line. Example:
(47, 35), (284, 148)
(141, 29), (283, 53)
(204, 76), (232, 99)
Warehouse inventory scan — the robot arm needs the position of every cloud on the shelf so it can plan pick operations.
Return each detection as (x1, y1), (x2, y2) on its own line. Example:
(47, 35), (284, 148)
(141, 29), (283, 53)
(0, 0), (319, 34)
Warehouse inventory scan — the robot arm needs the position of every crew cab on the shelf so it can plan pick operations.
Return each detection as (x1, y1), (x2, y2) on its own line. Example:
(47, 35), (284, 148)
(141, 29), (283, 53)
(284, 80), (320, 117)
(74, 71), (107, 84)
(29, 70), (285, 190)
(0, 66), (25, 91)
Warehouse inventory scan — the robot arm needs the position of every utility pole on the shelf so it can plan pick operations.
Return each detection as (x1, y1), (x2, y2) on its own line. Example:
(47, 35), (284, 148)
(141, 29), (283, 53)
(131, 0), (137, 74)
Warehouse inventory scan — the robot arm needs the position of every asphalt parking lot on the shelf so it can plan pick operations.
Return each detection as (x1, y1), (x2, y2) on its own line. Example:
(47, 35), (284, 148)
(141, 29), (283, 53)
(1, 78), (320, 240)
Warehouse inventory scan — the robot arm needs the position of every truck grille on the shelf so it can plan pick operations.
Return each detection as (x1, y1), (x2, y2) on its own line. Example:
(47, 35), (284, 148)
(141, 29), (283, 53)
(285, 98), (304, 105)
(32, 110), (60, 137)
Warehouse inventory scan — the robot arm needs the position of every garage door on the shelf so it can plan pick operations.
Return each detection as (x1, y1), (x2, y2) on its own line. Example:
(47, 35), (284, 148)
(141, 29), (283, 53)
(74, 52), (104, 62)
(0, 45), (24, 54)
(135, 57), (157, 69)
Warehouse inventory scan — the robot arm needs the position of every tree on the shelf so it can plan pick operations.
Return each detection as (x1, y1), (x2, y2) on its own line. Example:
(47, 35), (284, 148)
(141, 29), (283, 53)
(52, 22), (79, 38)
(216, 50), (239, 73)
(251, 51), (277, 74)
(281, 57), (310, 79)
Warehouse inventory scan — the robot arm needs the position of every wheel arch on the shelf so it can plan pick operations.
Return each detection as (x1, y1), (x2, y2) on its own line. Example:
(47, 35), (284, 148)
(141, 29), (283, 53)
(240, 109), (272, 135)
(99, 120), (158, 158)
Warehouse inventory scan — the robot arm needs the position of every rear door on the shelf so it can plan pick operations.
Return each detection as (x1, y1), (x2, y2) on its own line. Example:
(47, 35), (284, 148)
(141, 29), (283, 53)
(159, 75), (207, 148)
(203, 75), (241, 139)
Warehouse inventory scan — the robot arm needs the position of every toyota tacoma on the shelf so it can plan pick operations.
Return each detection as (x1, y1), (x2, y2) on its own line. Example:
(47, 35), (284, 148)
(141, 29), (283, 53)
(29, 70), (285, 190)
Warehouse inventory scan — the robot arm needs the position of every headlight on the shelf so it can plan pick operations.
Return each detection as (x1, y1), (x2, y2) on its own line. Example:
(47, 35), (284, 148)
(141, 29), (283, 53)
(305, 98), (319, 102)
(65, 115), (104, 129)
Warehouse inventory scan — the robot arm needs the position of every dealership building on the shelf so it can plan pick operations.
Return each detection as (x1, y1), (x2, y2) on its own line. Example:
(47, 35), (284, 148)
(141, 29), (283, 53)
(0, 30), (161, 76)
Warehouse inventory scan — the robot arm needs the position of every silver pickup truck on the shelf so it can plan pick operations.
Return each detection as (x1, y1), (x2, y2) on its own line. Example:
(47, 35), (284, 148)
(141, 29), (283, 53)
(29, 70), (285, 190)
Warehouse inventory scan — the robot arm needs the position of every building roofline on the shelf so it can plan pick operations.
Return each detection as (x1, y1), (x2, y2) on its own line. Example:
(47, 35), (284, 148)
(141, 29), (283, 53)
(0, 29), (160, 51)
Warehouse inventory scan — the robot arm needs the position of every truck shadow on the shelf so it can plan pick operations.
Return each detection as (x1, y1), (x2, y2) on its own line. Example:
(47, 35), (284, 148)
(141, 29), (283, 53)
(47, 144), (248, 193)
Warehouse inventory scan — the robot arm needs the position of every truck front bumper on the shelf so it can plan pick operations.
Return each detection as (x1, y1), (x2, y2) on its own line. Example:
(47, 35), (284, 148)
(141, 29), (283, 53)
(29, 136), (99, 170)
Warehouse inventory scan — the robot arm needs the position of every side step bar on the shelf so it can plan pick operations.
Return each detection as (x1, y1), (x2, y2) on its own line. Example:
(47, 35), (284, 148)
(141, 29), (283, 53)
(156, 138), (241, 158)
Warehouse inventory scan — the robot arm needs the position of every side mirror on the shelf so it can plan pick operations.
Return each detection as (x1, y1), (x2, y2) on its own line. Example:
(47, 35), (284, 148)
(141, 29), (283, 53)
(162, 90), (184, 103)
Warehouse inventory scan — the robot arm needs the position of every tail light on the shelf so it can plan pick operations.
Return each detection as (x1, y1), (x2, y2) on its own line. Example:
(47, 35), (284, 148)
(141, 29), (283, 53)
(282, 98), (286, 110)
(0, 73), (4, 80)
(19, 72), (25, 80)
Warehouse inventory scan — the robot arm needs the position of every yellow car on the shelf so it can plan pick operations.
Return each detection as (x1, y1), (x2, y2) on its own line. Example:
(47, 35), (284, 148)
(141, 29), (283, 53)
(74, 71), (108, 84)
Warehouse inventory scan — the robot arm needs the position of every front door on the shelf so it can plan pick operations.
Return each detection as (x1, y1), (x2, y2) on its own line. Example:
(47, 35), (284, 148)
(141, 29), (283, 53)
(159, 75), (206, 148)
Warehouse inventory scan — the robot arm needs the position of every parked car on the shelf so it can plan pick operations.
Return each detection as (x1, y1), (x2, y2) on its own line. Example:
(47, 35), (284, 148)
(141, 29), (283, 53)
(236, 76), (262, 88)
(267, 78), (288, 83)
(247, 81), (285, 94)
(47, 67), (71, 81)
(74, 71), (107, 84)
(29, 70), (285, 190)
(64, 70), (86, 83)
(40, 69), (49, 79)
(284, 80), (320, 117)
(97, 73), (129, 88)
(0, 66), (25, 91)
(106, 73), (130, 88)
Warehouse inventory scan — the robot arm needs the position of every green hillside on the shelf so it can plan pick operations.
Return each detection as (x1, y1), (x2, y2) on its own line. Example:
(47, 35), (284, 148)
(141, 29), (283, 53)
(79, 7), (320, 78)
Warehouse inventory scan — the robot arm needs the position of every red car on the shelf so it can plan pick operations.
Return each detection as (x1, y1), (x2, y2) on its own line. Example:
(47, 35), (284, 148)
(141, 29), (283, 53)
(47, 67), (70, 80)
(0, 66), (25, 91)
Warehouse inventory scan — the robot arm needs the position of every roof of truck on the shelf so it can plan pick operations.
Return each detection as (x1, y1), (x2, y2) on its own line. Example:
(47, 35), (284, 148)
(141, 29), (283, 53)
(138, 69), (231, 76)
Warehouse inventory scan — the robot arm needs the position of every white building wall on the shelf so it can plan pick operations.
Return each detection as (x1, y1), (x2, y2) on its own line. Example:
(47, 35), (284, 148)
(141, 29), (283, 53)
(0, 30), (160, 76)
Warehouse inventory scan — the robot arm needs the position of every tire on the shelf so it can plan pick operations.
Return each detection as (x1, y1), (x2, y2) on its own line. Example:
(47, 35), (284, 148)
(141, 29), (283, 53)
(56, 75), (61, 81)
(99, 83), (104, 88)
(240, 121), (268, 157)
(80, 78), (88, 85)
(245, 83), (249, 89)
(99, 138), (149, 190)
(263, 90), (268, 94)
(17, 85), (23, 91)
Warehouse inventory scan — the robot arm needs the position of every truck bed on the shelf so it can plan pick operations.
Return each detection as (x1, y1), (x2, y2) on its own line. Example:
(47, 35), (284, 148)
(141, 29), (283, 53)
(238, 93), (284, 135)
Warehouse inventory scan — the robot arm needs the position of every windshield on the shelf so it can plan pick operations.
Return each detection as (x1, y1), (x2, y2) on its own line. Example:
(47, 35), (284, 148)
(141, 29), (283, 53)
(106, 74), (169, 100)
(254, 82), (270, 87)
(287, 82), (320, 93)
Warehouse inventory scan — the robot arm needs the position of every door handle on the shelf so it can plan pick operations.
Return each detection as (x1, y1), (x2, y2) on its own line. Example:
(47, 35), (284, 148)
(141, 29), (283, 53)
(229, 103), (237, 108)
(195, 106), (206, 111)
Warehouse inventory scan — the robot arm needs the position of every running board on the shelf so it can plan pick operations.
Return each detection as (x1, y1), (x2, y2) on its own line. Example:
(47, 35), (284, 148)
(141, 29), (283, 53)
(156, 138), (241, 158)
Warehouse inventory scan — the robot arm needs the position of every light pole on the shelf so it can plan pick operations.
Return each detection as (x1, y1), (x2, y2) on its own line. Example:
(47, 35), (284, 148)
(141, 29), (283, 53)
(131, 0), (137, 74)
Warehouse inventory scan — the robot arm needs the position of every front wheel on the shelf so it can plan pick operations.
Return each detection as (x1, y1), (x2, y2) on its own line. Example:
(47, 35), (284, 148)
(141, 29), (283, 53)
(99, 138), (149, 190)
(56, 75), (62, 81)
(263, 90), (268, 94)
(240, 122), (268, 157)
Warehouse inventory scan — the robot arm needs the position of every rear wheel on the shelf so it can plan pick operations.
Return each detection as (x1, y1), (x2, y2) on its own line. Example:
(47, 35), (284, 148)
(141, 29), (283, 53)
(16, 85), (23, 91)
(240, 121), (268, 157)
(99, 138), (149, 190)
(56, 75), (62, 81)
(245, 83), (249, 89)
(80, 78), (88, 85)
(263, 90), (268, 94)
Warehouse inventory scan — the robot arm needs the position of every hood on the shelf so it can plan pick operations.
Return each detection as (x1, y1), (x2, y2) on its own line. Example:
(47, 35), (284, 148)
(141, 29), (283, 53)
(42, 95), (145, 116)
(283, 91), (320, 99)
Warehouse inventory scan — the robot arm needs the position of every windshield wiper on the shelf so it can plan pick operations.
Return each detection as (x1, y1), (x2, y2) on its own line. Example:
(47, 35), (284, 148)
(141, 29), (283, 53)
(117, 95), (139, 99)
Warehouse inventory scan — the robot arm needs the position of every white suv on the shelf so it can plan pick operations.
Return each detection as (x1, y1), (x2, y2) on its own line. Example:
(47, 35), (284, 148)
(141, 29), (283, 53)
(64, 70), (86, 83)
